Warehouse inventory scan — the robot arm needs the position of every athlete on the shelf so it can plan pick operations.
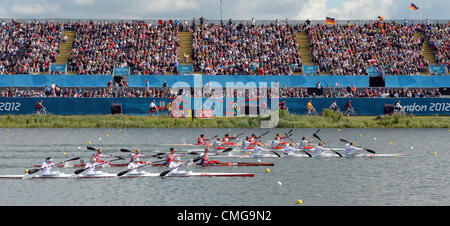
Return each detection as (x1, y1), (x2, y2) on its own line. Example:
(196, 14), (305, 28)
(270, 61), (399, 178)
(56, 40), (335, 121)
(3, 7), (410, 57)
(299, 136), (314, 149)
(164, 148), (187, 176)
(213, 137), (225, 150)
(329, 101), (339, 112)
(283, 142), (298, 156)
(40, 157), (60, 176)
(129, 149), (147, 163)
(249, 134), (259, 145)
(83, 158), (104, 176)
(91, 149), (112, 164)
(126, 157), (149, 175)
(271, 133), (287, 148)
(253, 143), (269, 157)
(222, 134), (237, 145)
(314, 142), (331, 156)
(241, 137), (252, 150)
(199, 147), (221, 165)
(197, 134), (211, 145)
(345, 142), (365, 157)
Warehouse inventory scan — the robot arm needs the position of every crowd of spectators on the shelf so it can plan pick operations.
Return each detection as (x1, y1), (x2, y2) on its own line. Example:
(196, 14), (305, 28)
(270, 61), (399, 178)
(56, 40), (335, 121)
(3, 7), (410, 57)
(192, 18), (302, 75)
(0, 20), (63, 74)
(424, 23), (449, 70)
(0, 19), (448, 76)
(67, 20), (182, 75)
(307, 21), (429, 75)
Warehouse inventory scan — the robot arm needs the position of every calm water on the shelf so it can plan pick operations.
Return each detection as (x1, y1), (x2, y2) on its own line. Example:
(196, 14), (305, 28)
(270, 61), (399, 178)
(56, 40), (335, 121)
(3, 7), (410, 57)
(0, 128), (448, 206)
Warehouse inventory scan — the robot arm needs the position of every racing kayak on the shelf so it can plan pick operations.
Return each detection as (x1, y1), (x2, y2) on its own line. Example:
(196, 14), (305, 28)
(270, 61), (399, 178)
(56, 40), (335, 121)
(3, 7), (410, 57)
(211, 152), (408, 158)
(0, 172), (255, 179)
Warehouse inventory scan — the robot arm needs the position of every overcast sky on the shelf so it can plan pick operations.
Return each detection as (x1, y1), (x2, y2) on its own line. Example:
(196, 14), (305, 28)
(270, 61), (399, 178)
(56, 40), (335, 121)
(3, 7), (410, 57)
(0, 0), (448, 21)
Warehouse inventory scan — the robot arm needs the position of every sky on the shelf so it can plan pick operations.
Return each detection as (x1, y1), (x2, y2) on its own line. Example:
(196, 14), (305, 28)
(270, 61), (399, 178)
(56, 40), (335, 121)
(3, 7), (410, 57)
(0, 0), (448, 21)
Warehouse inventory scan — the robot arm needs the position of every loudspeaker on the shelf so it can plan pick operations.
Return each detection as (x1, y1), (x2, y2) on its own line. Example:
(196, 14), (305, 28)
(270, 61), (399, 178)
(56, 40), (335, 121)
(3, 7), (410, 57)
(111, 103), (122, 114)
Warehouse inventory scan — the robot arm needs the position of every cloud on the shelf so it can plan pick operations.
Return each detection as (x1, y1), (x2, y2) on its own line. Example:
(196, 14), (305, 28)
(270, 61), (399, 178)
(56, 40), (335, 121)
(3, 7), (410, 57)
(74, 0), (95, 6)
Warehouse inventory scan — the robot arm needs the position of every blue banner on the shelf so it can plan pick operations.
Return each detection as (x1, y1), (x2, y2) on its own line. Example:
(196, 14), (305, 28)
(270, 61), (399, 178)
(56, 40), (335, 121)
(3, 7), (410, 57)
(281, 98), (450, 116)
(429, 65), (447, 75)
(385, 75), (450, 88)
(177, 65), (193, 74)
(113, 67), (130, 76)
(303, 65), (319, 75)
(1, 97), (449, 116)
(50, 64), (67, 74)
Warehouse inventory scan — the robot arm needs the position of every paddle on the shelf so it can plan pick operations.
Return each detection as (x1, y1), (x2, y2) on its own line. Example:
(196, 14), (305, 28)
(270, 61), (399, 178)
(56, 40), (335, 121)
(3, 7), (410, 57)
(27, 157), (81, 175)
(229, 132), (245, 140)
(73, 158), (123, 175)
(258, 131), (270, 139)
(284, 133), (312, 157)
(159, 156), (203, 178)
(87, 146), (124, 159)
(120, 149), (169, 158)
(117, 159), (167, 177)
(254, 137), (281, 158)
(339, 139), (376, 154)
(159, 148), (234, 177)
(312, 133), (343, 157)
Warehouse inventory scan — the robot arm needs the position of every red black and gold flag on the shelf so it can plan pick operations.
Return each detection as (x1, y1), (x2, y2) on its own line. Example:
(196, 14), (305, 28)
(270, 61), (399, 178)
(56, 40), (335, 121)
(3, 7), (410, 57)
(378, 16), (385, 22)
(325, 17), (336, 25)
(409, 3), (419, 10)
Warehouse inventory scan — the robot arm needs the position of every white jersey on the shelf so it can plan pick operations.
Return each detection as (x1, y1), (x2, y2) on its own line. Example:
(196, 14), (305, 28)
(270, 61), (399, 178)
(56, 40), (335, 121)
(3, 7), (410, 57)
(40, 161), (59, 176)
(242, 140), (251, 150)
(283, 145), (296, 155)
(253, 146), (267, 156)
(271, 140), (281, 148)
(300, 140), (309, 149)
(314, 145), (330, 155)
(84, 162), (101, 175)
(213, 140), (222, 148)
(345, 143), (364, 156)
(127, 162), (147, 174)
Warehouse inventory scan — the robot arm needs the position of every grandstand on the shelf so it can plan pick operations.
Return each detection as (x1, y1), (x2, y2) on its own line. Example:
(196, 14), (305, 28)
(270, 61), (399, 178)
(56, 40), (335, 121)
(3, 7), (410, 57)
(0, 18), (448, 117)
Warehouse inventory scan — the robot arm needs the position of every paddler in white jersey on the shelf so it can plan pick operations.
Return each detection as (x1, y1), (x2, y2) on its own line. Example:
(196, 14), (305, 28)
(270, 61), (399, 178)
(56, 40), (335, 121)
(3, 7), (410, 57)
(283, 142), (298, 156)
(241, 137), (251, 150)
(126, 157), (149, 175)
(300, 136), (314, 149)
(129, 149), (147, 163)
(213, 137), (224, 150)
(83, 158), (104, 176)
(40, 157), (60, 176)
(253, 143), (269, 157)
(345, 142), (365, 157)
(314, 142), (331, 156)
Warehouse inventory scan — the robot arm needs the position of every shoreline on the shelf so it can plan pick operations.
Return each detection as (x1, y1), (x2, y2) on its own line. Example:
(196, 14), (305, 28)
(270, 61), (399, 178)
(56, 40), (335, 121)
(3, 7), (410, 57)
(0, 113), (449, 128)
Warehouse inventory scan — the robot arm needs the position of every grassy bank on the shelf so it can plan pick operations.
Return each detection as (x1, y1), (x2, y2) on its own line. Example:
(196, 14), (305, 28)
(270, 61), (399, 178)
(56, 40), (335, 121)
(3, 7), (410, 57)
(0, 111), (449, 128)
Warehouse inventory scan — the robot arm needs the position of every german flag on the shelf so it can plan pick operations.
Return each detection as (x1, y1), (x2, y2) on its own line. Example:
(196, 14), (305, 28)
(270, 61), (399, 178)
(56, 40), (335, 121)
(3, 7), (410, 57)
(325, 17), (336, 25)
(378, 16), (385, 22)
(409, 3), (419, 10)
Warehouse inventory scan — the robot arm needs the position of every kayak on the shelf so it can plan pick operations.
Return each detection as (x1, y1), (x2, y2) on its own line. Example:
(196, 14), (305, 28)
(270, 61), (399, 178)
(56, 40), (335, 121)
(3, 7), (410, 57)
(211, 152), (408, 158)
(0, 172), (255, 179)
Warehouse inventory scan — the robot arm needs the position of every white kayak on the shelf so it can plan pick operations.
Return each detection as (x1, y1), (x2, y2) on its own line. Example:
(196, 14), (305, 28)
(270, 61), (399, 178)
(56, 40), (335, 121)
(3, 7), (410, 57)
(211, 152), (408, 158)
(0, 172), (255, 179)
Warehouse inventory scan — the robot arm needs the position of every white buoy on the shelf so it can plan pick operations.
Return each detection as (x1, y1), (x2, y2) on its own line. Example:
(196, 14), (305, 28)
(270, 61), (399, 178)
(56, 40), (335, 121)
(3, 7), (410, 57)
(78, 146), (81, 150)
(277, 181), (282, 186)
(374, 138), (377, 140)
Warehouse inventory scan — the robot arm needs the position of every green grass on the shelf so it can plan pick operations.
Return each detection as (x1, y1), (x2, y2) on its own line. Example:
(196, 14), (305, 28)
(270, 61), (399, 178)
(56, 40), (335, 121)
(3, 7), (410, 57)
(0, 111), (449, 128)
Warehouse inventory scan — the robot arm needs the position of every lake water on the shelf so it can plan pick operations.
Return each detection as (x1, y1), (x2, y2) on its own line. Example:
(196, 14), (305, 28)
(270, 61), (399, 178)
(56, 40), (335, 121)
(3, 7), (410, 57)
(0, 128), (448, 206)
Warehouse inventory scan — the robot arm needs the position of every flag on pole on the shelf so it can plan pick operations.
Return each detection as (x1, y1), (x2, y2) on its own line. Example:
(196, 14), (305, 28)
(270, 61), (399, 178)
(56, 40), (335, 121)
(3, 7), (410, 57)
(409, 3), (419, 10)
(325, 17), (336, 25)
